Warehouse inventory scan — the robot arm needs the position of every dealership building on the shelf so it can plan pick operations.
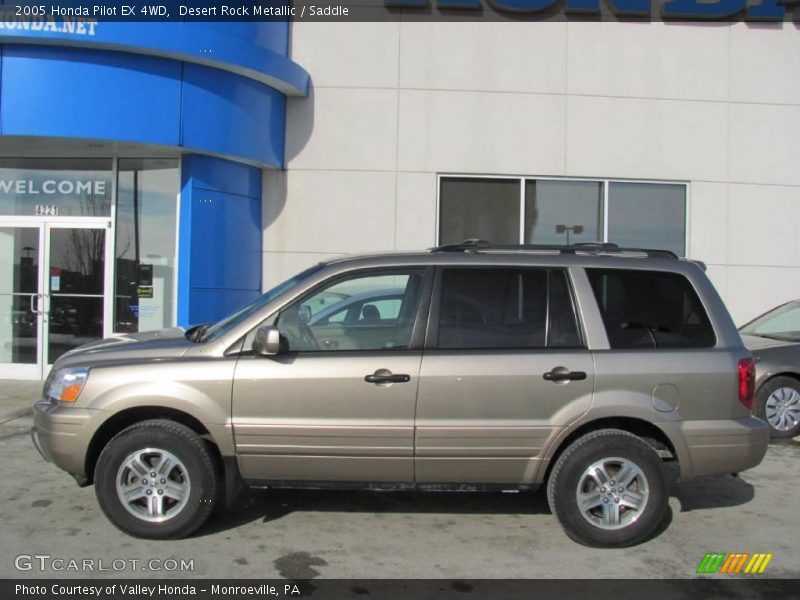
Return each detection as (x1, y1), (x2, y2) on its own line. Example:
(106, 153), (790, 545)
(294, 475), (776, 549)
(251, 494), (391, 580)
(0, 13), (797, 378)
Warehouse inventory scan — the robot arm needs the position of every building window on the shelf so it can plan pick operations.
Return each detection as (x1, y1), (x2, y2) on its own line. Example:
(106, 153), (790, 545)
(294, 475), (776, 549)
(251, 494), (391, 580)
(606, 182), (686, 258)
(439, 177), (520, 245)
(439, 176), (687, 256)
(525, 180), (603, 246)
(114, 159), (179, 334)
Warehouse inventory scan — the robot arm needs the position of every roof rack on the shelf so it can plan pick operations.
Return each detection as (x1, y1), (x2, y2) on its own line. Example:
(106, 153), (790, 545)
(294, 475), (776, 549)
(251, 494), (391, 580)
(430, 239), (678, 259)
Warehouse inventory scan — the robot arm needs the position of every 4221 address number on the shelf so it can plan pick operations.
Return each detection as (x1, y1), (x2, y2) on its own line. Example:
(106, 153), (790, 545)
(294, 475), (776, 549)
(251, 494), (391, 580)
(34, 205), (58, 216)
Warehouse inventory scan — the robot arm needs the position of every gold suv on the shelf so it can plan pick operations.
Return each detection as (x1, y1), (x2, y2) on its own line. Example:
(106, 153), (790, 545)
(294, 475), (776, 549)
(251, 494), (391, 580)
(32, 241), (769, 547)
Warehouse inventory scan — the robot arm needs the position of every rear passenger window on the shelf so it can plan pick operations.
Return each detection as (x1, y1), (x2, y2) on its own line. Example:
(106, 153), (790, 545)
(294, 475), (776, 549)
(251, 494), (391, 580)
(437, 268), (581, 349)
(586, 269), (715, 349)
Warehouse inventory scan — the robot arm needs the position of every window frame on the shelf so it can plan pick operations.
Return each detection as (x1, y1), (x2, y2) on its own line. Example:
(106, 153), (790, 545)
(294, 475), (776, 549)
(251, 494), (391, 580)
(260, 266), (435, 355)
(436, 174), (689, 257)
(425, 265), (586, 352)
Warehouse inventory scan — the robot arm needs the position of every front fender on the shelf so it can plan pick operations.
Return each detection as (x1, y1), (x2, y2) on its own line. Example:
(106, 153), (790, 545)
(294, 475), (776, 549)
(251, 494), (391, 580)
(81, 359), (237, 455)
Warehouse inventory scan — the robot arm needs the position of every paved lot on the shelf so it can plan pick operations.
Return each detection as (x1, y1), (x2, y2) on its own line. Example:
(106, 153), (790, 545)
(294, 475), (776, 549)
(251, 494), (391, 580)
(1, 381), (798, 580)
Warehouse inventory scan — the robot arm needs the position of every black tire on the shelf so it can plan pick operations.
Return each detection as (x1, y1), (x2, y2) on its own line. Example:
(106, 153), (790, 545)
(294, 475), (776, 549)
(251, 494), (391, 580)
(547, 429), (668, 548)
(94, 419), (219, 539)
(755, 376), (800, 439)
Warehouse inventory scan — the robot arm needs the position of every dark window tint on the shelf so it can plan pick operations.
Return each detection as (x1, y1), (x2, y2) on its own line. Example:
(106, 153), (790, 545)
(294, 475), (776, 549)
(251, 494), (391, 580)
(438, 268), (581, 349)
(587, 269), (715, 349)
(439, 178), (520, 245)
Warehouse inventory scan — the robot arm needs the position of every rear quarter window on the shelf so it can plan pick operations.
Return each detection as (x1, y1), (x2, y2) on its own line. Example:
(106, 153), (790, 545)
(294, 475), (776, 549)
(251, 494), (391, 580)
(586, 268), (716, 349)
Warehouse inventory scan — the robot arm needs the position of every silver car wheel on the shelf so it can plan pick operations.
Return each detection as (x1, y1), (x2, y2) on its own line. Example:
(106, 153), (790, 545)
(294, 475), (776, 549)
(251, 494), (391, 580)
(116, 448), (191, 523)
(765, 387), (800, 432)
(576, 457), (650, 531)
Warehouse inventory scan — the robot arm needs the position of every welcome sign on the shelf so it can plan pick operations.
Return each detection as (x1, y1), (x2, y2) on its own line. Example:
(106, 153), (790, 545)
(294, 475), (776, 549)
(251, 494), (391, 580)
(0, 168), (112, 217)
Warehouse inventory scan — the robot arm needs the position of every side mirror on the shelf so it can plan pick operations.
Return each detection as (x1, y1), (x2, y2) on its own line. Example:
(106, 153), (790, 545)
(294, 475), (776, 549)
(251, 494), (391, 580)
(252, 325), (281, 356)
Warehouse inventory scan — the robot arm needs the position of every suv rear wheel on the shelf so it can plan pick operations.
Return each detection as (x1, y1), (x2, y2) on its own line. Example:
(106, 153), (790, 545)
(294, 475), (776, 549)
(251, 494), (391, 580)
(94, 419), (219, 539)
(547, 429), (668, 548)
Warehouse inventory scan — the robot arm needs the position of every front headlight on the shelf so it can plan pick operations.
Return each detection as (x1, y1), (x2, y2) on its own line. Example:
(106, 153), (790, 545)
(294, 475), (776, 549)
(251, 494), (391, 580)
(45, 368), (90, 404)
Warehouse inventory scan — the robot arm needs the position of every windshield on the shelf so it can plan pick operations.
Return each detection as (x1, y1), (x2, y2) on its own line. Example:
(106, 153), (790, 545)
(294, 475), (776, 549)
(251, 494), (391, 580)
(197, 264), (326, 343)
(740, 301), (800, 342)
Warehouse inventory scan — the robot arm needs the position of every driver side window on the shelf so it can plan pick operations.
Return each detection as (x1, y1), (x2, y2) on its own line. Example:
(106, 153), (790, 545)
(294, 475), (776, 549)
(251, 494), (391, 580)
(275, 270), (425, 352)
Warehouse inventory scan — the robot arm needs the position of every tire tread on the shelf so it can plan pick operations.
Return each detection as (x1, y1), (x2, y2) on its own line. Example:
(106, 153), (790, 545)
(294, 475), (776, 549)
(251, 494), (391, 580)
(94, 419), (218, 540)
(546, 428), (667, 548)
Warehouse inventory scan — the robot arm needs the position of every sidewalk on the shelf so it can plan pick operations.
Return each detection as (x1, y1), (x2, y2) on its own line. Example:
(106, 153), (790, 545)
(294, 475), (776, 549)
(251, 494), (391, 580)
(0, 380), (41, 427)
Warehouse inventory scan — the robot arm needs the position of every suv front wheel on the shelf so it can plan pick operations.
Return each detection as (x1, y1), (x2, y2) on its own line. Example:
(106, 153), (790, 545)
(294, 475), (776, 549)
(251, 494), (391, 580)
(94, 419), (219, 539)
(547, 429), (668, 548)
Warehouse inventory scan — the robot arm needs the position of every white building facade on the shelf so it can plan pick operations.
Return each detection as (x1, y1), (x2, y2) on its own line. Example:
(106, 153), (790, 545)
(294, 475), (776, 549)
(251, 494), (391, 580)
(266, 21), (800, 325)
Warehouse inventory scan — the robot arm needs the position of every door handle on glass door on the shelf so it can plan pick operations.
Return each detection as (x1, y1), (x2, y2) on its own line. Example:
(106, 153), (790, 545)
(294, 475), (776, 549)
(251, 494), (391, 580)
(30, 293), (43, 315)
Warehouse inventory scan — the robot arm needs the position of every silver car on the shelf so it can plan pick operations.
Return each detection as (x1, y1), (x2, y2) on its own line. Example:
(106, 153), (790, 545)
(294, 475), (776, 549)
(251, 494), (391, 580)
(740, 300), (800, 438)
(31, 241), (769, 547)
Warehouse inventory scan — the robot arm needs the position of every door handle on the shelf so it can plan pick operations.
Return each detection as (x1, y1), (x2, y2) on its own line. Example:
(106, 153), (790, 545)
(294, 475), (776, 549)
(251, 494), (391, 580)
(365, 371), (411, 384)
(543, 367), (587, 382)
(30, 293), (43, 315)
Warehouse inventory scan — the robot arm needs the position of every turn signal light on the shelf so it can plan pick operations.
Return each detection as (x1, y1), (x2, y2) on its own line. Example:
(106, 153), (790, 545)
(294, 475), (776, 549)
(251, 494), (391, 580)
(59, 384), (84, 403)
(738, 358), (755, 411)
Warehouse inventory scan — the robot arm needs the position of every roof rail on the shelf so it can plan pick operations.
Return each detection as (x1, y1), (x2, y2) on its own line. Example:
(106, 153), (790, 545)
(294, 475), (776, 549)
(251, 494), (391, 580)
(430, 239), (678, 259)
(431, 239), (492, 253)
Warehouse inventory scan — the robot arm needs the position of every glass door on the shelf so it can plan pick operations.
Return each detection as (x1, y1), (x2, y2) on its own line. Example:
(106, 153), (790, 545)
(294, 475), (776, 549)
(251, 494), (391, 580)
(0, 225), (43, 379)
(45, 224), (107, 367)
(0, 222), (109, 379)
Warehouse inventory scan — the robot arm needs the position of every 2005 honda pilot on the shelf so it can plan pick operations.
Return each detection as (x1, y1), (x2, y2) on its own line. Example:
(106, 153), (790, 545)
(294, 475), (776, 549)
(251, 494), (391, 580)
(31, 241), (769, 547)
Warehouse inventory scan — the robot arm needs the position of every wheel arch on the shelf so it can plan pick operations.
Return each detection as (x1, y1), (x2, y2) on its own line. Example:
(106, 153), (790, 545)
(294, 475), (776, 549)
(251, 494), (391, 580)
(540, 417), (678, 487)
(85, 406), (219, 484)
(756, 371), (800, 393)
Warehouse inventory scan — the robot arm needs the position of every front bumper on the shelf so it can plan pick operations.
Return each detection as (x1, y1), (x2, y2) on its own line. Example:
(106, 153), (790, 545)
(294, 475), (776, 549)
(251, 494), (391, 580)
(677, 416), (770, 479)
(31, 399), (97, 478)
(30, 424), (51, 462)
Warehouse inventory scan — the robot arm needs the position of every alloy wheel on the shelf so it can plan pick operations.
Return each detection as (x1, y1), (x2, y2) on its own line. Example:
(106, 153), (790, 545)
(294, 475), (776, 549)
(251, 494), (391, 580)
(115, 448), (191, 523)
(575, 456), (650, 531)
